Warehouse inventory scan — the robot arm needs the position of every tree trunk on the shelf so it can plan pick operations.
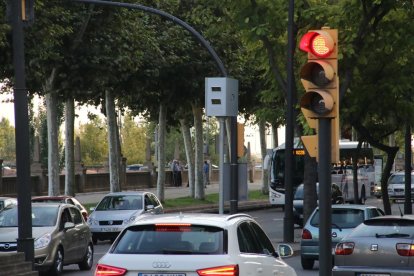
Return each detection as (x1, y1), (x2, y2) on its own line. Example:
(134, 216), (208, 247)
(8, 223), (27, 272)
(180, 118), (195, 197)
(64, 98), (75, 196)
(105, 90), (120, 192)
(44, 69), (60, 196)
(156, 104), (166, 202)
(352, 140), (362, 204)
(192, 104), (204, 199)
(259, 120), (268, 194)
(272, 124), (279, 148)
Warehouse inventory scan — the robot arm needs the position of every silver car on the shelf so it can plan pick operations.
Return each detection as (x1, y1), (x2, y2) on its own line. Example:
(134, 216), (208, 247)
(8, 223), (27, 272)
(301, 204), (384, 270)
(333, 215), (414, 275)
(387, 172), (414, 201)
(88, 191), (163, 244)
(95, 213), (296, 276)
(0, 197), (17, 210)
(0, 203), (93, 275)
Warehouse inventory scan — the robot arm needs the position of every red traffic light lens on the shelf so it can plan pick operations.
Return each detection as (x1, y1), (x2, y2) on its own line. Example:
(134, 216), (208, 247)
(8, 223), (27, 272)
(299, 31), (335, 58)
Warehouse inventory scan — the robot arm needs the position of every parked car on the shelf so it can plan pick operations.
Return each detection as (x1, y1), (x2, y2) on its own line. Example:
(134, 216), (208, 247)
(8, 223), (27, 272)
(0, 203), (93, 275)
(300, 204), (385, 270)
(373, 183), (382, 198)
(333, 215), (414, 275)
(293, 183), (344, 227)
(95, 213), (297, 276)
(387, 171), (414, 201)
(0, 197), (17, 210)
(126, 164), (143, 172)
(88, 191), (163, 244)
(32, 195), (89, 221)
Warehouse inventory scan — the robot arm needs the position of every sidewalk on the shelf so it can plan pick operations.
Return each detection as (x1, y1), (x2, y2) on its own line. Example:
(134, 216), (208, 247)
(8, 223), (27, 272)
(74, 181), (301, 254)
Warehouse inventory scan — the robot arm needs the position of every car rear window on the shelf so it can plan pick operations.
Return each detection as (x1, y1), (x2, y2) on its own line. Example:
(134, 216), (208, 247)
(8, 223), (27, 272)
(112, 224), (226, 255)
(311, 209), (365, 229)
(348, 219), (414, 238)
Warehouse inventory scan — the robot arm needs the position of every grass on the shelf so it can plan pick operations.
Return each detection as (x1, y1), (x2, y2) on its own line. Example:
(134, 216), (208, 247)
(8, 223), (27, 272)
(84, 190), (268, 210)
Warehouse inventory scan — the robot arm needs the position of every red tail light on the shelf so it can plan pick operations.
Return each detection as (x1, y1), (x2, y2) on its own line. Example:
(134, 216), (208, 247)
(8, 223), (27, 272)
(95, 264), (127, 276)
(335, 242), (354, 255)
(301, 229), (312, 240)
(396, 243), (414, 256)
(197, 264), (239, 276)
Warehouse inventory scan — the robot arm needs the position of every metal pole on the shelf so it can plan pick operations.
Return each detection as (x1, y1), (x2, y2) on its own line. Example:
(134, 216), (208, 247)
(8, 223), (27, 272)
(404, 122), (412, 214)
(318, 118), (332, 276)
(11, 0), (34, 264)
(283, 0), (295, 242)
(219, 118), (226, 214)
(230, 116), (238, 214)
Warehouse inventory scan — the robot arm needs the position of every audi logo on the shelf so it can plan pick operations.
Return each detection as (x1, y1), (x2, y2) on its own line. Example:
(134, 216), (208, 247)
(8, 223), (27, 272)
(3, 243), (10, 250)
(108, 221), (113, 225)
(152, 261), (171, 269)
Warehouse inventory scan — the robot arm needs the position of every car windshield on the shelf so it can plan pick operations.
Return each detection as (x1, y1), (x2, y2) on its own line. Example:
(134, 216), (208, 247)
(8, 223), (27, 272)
(96, 195), (143, 211)
(0, 205), (58, 227)
(349, 219), (414, 238)
(112, 224), (225, 255)
(311, 208), (365, 229)
(388, 174), (414, 184)
(33, 198), (65, 203)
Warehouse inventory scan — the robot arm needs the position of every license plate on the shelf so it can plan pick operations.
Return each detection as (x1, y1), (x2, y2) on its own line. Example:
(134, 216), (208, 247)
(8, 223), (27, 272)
(103, 227), (120, 232)
(138, 272), (185, 276)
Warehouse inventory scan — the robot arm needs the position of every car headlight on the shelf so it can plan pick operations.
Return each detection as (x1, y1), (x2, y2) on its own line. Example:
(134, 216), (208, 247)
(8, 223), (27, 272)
(124, 216), (136, 225)
(34, 233), (51, 249)
(88, 217), (98, 225)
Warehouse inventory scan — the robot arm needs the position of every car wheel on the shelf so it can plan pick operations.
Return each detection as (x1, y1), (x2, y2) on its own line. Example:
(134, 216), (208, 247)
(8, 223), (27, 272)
(78, 243), (94, 271)
(301, 256), (314, 270)
(48, 248), (64, 276)
(92, 234), (98, 245)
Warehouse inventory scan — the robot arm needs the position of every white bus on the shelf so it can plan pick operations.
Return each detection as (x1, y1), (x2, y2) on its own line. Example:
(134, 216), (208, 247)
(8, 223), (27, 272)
(268, 140), (375, 207)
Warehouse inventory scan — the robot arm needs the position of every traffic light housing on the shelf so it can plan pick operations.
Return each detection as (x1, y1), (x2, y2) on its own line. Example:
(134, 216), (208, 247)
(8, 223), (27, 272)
(299, 28), (339, 162)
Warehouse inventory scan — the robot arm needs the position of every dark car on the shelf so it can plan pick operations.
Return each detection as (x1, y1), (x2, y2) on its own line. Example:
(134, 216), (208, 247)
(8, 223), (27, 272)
(293, 183), (344, 227)
(333, 215), (414, 275)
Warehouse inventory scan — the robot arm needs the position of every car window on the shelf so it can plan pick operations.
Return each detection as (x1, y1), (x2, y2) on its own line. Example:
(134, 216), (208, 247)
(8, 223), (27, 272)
(249, 222), (275, 255)
(294, 185), (304, 200)
(67, 199), (75, 205)
(112, 224), (225, 255)
(367, 208), (384, 218)
(60, 208), (73, 229)
(237, 221), (273, 255)
(349, 219), (414, 238)
(32, 206), (59, 227)
(311, 208), (365, 229)
(388, 174), (414, 184)
(149, 194), (160, 207)
(96, 195), (143, 211)
(0, 206), (18, 227)
(69, 207), (83, 224)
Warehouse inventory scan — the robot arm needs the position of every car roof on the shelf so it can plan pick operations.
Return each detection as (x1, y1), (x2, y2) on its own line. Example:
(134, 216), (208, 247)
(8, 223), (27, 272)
(32, 195), (73, 200)
(365, 214), (414, 221)
(129, 213), (253, 228)
(316, 204), (378, 210)
(104, 191), (148, 196)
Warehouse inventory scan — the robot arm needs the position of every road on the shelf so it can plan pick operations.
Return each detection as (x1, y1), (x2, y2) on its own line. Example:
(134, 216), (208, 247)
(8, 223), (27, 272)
(60, 196), (403, 275)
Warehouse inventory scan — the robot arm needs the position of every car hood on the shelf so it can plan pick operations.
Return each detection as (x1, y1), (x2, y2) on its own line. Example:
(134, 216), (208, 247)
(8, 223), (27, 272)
(0, 227), (55, 242)
(90, 209), (143, 220)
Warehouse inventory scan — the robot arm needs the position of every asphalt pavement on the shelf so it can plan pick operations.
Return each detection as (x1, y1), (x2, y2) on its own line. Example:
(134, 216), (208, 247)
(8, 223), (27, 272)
(74, 181), (302, 253)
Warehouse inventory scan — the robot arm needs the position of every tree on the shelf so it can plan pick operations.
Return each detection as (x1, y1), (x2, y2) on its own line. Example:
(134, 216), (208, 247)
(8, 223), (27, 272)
(121, 113), (147, 165)
(78, 116), (108, 166)
(0, 118), (15, 162)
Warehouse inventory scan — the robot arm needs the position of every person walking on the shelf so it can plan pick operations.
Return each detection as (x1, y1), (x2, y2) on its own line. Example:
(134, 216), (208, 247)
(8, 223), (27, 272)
(203, 161), (210, 188)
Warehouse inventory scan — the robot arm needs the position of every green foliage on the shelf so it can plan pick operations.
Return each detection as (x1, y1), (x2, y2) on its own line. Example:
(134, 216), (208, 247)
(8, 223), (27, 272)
(0, 118), (15, 162)
(121, 113), (148, 164)
(78, 117), (108, 165)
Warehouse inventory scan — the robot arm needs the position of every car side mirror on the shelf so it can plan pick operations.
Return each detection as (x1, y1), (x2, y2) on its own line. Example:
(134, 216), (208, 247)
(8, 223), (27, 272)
(146, 204), (154, 211)
(276, 244), (294, 258)
(64, 222), (75, 230)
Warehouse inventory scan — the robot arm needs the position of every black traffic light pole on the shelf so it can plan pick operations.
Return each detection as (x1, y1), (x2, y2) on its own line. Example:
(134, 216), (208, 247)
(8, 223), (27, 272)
(318, 118), (332, 276)
(10, 0), (34, 263)
(73, 0), (239, 212)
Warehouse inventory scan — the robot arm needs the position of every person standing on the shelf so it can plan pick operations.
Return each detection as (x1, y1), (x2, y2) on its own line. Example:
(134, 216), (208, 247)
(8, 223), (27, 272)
(203, 161), (210, 187)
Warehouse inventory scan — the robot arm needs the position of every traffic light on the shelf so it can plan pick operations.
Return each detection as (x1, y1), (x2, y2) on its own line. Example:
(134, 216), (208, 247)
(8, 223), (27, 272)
(237, 123), (245, 158)
(299, 27), (339, 162)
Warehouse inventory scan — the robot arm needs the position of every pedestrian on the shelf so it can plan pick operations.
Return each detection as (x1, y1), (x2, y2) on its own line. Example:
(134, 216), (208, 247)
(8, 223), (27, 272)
(203, 161), (210, 188)
(176, 160), (183, 187)
(171, 160), (177, 186)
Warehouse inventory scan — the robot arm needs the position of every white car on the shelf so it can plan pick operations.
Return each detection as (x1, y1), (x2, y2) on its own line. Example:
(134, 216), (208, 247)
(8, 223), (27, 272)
(387, 172), (414, 201)
(95, 213), (296, 276)
(88, 191), (163, 244)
